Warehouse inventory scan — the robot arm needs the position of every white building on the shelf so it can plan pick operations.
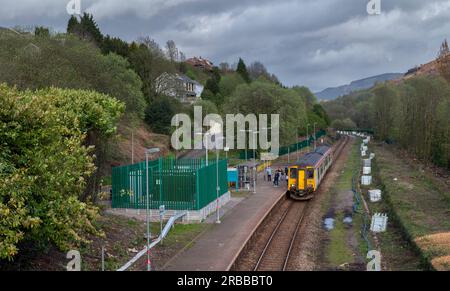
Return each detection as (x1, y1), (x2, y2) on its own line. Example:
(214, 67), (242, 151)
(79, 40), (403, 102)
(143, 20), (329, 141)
(155, 73), (204, 104)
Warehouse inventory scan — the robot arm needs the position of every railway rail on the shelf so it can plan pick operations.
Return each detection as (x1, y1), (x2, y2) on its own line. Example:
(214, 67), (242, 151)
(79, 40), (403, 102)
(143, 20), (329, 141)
(230, 136), (349, 271)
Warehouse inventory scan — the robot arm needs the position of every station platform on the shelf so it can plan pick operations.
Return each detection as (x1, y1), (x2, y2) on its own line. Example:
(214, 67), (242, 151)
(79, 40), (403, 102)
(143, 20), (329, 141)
(164, 172), (287, 271)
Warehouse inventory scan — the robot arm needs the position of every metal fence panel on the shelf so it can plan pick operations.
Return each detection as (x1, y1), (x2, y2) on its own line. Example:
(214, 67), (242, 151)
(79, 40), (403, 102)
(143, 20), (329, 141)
(112, 158), (227, 211)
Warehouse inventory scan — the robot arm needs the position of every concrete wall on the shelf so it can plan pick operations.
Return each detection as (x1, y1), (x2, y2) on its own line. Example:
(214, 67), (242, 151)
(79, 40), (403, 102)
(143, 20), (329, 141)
(107, 191), (231, 223)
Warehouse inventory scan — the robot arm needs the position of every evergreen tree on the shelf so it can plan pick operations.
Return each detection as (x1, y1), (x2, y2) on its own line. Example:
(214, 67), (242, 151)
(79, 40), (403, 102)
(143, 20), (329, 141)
(67, 15), (79, 34)
(35, 26), (50, 38)
(236, 58), (251, 83)
(67, 13), (103, 45)
(80, 13), (103, 44)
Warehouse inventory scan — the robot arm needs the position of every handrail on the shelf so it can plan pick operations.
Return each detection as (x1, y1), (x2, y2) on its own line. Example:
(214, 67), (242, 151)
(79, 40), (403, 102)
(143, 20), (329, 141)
(117, 211), (187, 271)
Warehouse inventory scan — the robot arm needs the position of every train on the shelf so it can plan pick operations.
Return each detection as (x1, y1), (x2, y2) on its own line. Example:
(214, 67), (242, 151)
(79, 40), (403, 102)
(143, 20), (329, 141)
(286, 145), (333, 201)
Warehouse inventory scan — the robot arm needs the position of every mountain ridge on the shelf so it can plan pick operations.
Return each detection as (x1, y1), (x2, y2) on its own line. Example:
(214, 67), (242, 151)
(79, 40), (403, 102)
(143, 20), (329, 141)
(315, 73), (404, 100)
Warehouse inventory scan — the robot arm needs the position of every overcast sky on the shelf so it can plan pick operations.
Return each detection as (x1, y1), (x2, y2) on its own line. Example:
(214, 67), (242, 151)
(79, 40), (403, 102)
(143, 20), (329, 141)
(2, 0), (450, 91)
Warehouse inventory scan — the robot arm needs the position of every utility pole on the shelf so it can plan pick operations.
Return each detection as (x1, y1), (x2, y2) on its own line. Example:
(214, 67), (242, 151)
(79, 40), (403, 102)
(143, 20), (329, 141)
(313, 122), (317, 150)
(145, 147), (160, 272)
(131, 130), (134, 164)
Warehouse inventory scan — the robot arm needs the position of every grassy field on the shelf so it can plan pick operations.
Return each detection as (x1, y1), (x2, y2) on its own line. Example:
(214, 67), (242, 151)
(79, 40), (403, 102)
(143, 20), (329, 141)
(368, 143), (450, 270)
(322, 139), (366, 269)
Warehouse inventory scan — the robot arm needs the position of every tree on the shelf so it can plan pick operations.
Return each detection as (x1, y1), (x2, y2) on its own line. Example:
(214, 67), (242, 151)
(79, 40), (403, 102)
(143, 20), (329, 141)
(218, 73), (246, 98)
(0, 84), (124, 260)
(223, 81), (307, 146)
(205, 78), (220, 95)
(34, 26), (50, 38)
(145, 96), (180, 135)
(67, 15), (79, 34)
(137, 36), (164, 58)
(372, 84), (398, 141)
(101, 35), (130, 58)
(437, 39), (450, 82)
(236, 58), (251, 83)
(219, 62), (230, 73)
(166, 40), (179, 62)
(67, 13), (103, 45)
(438, 39), (449, 58)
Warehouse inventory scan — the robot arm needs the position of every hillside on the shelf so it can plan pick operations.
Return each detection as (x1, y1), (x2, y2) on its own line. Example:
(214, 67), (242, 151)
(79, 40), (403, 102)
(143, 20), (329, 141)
(315, 73), (403, 100)
(402, 59), (440, 80)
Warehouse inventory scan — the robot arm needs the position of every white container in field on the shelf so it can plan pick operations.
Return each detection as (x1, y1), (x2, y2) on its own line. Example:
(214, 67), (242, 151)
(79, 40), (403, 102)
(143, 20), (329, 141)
(363, 159), (371, 167)
(361, 175), (372, 185)
(361, 150), (367, 157)
(362, 146), (368, 152)
(368, 189), (382, 202)
(370, 213), (388, 233)
(370, 153), (375, 160)
(363, 167), (371, 175)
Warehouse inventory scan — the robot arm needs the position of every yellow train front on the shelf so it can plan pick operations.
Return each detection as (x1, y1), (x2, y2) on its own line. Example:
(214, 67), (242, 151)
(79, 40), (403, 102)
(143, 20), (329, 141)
(287, 146), (333, 201)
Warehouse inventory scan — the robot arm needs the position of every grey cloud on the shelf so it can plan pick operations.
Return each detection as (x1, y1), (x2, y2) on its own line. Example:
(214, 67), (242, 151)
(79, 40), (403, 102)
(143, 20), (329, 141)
(1, 0), (450, 91)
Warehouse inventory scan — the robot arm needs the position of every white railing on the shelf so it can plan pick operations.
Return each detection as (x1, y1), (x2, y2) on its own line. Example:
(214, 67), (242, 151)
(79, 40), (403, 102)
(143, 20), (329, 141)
(117, 211), (187, 271)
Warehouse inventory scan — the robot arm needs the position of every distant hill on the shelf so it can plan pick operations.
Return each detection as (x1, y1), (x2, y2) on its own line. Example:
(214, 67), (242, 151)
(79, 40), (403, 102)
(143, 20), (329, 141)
(315, 73), (404, 100)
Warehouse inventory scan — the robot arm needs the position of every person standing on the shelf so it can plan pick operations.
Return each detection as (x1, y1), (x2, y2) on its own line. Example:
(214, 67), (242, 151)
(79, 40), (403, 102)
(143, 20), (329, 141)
(267, 166), (272, 182)
(274, 170), (280, 187)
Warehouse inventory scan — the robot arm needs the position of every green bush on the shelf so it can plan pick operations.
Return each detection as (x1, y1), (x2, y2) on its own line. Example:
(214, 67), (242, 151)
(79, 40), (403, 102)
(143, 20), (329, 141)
(0, 84), (124, 260)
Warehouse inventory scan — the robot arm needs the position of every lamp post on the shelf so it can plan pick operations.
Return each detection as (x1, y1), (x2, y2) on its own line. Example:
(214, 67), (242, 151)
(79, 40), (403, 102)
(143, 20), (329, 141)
(261, 127), (272, 175)
(145, 147), (160, 272)
(214, 136), (225, 224)
(313, 122), (317, 150)
(306, 123), (310, 151)
(251, 130), (259, 194)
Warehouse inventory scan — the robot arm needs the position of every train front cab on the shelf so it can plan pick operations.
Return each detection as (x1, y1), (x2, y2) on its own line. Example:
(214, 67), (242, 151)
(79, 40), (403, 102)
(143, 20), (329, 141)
(287, 165), (315, 200)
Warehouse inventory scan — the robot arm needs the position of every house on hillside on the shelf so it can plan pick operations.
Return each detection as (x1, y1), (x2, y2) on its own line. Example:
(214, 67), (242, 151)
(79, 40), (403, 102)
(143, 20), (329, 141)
(155, 73), (204, 104)
(185, 57), (214, 71)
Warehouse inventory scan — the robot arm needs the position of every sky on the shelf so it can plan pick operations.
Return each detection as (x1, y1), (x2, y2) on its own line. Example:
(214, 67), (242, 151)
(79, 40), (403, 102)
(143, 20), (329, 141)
(1, 0), (450, 91)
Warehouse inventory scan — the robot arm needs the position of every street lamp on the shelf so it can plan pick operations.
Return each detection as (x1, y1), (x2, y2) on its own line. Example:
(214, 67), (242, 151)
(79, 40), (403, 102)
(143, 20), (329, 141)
(145, 147), (160, 272)
(313, 122), (317, 150)
(306, 123), (310, 151)
(261, 127), (272, 174)
(250, 130), (259, 194)
(214, 136), (225, 224)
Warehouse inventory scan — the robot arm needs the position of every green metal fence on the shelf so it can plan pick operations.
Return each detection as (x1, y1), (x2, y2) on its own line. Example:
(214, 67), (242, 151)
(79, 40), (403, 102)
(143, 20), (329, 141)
(239, 129), (327, 159)
(278, 129), (327, 156)
(111, 158), (228, 210)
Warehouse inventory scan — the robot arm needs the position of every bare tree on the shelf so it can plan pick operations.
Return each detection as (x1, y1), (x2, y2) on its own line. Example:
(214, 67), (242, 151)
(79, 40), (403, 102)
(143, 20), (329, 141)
(138, 36), (164, 57)
(166, 40), (179, 62)
(179, 51), (186, 62)
(219, 62), (230, 73)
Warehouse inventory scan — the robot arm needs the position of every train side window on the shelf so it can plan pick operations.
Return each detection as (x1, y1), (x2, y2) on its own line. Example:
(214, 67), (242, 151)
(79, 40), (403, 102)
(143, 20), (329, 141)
(290, 168), (298, 179)
(307, 168), (314, 179)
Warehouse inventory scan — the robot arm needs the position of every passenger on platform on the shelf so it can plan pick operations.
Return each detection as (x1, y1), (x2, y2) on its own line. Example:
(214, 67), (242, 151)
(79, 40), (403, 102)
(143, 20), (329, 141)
(266, 166), (272, 182)
(274, 170), (280, 187)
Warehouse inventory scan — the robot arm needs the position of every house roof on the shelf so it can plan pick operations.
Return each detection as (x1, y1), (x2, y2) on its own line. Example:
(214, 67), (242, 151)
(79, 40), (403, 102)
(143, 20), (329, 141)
(185, 57), (214, 69)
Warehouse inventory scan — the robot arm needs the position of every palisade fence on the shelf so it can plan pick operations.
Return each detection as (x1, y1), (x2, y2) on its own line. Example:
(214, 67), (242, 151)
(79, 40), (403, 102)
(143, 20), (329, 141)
(112, 158), (228, 210)
(278, 129), (327, 156)
(239, 129), (327, 159)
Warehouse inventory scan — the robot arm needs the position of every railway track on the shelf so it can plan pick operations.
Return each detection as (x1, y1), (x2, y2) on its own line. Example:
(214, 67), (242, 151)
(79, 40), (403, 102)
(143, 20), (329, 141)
(230, 136), (349, 271)
(253, 200), (309, 271)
